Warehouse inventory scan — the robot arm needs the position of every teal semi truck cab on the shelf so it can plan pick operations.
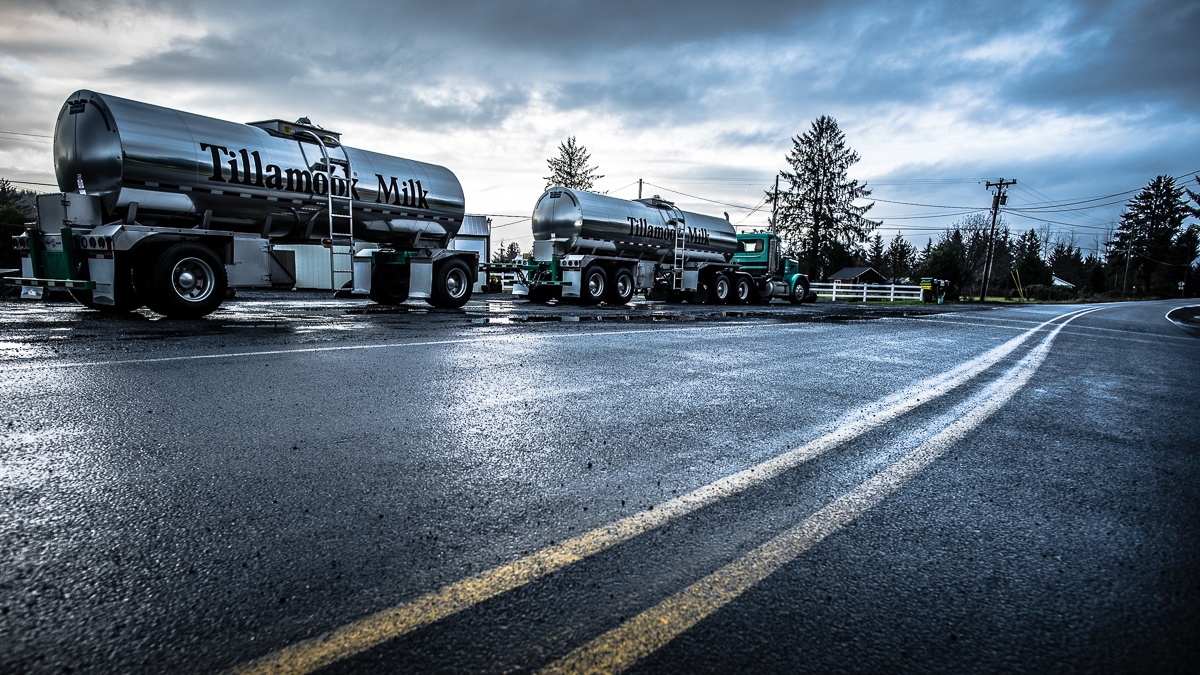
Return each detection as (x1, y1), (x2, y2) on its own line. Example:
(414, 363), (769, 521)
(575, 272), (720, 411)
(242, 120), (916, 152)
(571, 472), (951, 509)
(732, 231), (813, 304)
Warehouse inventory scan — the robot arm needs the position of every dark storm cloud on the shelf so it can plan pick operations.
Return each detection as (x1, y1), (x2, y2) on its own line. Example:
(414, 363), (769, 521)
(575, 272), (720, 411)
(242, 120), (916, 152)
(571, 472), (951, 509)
(80, 0), (1198, 134)
(1004, 0), (1200, 110)
(2, 0), (1196, 235)
(105, 21), (532, 130)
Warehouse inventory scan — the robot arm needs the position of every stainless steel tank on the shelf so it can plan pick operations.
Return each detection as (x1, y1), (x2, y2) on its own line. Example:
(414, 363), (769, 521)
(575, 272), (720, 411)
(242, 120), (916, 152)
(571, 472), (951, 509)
(53, 90), (466, 246)
(531, 188), (737, 262)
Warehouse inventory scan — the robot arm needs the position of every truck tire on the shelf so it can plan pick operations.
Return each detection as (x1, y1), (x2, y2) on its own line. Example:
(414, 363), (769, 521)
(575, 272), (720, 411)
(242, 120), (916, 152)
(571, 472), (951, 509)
(139, 243), (227, 318)
(789, 278), (809, 304)
(369, 263), (409, 305)
(733, 276), (753, 304)
(712, 273), (731, 304)
(607, 267), (634, 305)
(428, 258), (473, 308)
(581, 265), (607, 305)
(69, 258), (143, 313)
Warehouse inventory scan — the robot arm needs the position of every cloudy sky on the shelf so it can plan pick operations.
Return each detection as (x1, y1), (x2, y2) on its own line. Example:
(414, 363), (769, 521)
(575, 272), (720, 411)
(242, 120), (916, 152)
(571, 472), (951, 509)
(1, 0), (1197, 251)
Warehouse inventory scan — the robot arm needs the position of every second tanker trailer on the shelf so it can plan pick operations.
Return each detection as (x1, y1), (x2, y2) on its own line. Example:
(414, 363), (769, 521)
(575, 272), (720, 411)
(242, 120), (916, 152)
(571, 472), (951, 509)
(6, 90), (478, 317)
(499, 188), (813, 305)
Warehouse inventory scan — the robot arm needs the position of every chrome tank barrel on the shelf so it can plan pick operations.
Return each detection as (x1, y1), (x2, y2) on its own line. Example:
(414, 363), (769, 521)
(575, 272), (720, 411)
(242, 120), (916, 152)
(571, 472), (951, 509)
(53, 90), (465, 244)
(531, 188), (737, 261)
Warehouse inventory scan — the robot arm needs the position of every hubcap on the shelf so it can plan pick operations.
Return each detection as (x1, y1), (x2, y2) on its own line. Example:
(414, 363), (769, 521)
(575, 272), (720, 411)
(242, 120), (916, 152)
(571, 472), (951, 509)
(716, 278), (729, 299)
(588, 273), (604, 298)
(617, 275), (631, 298)
(446, 268), (468, 299)
(171, 257), (214, 303)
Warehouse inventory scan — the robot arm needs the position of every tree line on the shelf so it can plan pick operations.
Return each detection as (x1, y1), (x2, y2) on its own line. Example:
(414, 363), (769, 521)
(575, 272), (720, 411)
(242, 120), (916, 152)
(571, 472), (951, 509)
(780, 169), (1199, 301)
(771, 118), (1200, 299)
(0, 178), (36, 273)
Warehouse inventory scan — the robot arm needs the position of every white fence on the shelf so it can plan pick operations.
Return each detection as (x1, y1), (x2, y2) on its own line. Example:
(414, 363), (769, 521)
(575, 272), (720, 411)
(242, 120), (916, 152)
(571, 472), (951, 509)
(810, 281), (922, 302)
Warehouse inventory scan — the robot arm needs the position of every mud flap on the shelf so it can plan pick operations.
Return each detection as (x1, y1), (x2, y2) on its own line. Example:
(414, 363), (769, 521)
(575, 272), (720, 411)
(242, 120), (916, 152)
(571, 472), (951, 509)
(87, 257), (116, 306)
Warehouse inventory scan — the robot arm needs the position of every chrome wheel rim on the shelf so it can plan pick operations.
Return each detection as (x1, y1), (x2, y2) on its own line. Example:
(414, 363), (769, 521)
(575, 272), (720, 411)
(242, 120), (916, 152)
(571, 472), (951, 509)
(715, 278), (729, 300)
(171, 257), (214, 303)
(445, 267), (469, 299)
(588, 272), (604, 298)
(616, 274), (632, 299)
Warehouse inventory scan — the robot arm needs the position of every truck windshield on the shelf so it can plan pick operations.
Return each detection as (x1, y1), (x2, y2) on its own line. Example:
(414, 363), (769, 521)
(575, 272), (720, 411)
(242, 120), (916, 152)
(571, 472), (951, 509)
(740, 240), (764, 253)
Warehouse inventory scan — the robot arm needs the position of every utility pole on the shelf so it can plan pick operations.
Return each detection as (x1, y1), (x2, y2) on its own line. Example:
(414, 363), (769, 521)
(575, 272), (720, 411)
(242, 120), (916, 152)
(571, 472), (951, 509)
(770, 175), (779, 234)
(980, 178), (1016, 302)
(638, 178), (642, 200)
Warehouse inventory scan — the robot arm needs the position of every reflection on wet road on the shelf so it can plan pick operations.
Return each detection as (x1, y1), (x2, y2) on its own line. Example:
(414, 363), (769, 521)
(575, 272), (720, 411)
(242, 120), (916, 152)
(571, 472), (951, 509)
(0, 293), (1197, 674)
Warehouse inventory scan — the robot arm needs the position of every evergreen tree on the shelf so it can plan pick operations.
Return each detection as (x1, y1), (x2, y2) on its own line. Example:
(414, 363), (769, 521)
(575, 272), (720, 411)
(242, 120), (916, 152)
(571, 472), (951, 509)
(775, 116), (879, 280)
(544, 137), (603, 191)
(1048, 241), (1085, 287)
(867, 233), (886, 275)
(1186, 176), (1200, 218)
(1014, 229), (1050, 288)
(918, 215), (992, 299)
(1086, 254), (1106, 294)
(0, 178), (34, 216)
(884, 233), (917, 282)
(491, 241), (523, 263)
(1108, 175), (1197, 293)
(0, 178), (32, 271)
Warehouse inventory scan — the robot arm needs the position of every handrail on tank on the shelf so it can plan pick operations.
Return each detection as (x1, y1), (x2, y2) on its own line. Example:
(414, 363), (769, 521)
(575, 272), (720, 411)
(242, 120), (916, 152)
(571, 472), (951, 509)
(295, 129), (354, 290)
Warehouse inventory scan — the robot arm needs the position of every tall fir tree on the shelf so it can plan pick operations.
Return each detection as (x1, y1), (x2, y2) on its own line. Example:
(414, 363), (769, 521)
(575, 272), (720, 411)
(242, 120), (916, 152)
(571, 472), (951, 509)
(1108, 175), (1197, 292)
(884, 233), (918, 283)
(544, 137), (603, 191)
(774, 116), (879, 280)
(867, 233), (886, 275)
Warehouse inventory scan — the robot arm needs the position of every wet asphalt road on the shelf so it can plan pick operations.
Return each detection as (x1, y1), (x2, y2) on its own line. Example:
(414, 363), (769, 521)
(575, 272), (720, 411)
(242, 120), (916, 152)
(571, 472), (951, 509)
(0, 294), (1197, 674)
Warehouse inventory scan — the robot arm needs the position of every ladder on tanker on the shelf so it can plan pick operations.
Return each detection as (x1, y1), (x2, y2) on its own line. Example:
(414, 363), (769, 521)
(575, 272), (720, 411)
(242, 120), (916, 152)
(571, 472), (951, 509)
(671, 214), (686, 291)
(299, 130), (355, 292)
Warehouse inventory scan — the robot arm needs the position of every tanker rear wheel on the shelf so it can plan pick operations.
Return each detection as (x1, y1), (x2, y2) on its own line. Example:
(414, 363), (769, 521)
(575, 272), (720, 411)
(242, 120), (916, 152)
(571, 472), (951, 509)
(369, 263), (409, 305)
(428, 258), (473, 309)
(607, 267), (634, 305)
(138, 243), (227, 319)
(581, 265), (607, 305)
(732, 276), (753, 305)
(712, 273), (731, 304)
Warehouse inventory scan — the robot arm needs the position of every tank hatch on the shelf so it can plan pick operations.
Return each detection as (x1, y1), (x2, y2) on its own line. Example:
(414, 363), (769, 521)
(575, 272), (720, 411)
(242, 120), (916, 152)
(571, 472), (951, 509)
(635, 195), (675, 208)
(247, 119), (341, 144)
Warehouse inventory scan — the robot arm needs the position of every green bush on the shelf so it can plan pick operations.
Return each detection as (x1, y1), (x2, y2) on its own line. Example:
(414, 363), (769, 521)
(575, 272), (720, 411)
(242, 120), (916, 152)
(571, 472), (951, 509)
(1022, 283), (1079, 301)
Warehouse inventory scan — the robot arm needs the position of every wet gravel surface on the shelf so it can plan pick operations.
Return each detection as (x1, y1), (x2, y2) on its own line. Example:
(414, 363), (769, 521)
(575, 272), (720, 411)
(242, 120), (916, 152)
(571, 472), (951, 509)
(0, 293), (1196, 674)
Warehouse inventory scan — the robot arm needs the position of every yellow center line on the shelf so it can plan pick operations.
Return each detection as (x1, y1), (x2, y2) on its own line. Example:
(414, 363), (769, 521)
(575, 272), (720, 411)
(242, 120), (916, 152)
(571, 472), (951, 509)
(538, 308), (1100, 675)
(227, 308), (1093, 675)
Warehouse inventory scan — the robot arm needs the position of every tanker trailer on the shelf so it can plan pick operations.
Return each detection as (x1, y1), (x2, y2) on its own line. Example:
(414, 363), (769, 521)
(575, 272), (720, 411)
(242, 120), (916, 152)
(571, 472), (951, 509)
(496, 187), (810, 305)
(5, 90), (477, 318)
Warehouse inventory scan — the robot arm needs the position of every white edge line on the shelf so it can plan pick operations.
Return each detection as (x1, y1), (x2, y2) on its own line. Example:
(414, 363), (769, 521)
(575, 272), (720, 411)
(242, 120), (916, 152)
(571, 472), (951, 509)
(1165, 304), (1200, 331)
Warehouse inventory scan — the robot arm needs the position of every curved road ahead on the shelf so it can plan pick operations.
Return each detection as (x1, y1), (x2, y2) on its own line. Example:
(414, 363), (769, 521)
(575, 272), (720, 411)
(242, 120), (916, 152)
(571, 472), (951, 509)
(0, 298), (1196, 673)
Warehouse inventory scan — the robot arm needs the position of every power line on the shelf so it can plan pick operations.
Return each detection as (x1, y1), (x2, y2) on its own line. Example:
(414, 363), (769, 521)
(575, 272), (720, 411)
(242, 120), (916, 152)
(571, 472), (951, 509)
(0, 129), (53, 140)
(606, 180), (640, 195)
(869, 197), (980, 209)
(1004, 210), (1113, 231)
(489, 217), (530, 230)
(641, 181), (760, 210)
